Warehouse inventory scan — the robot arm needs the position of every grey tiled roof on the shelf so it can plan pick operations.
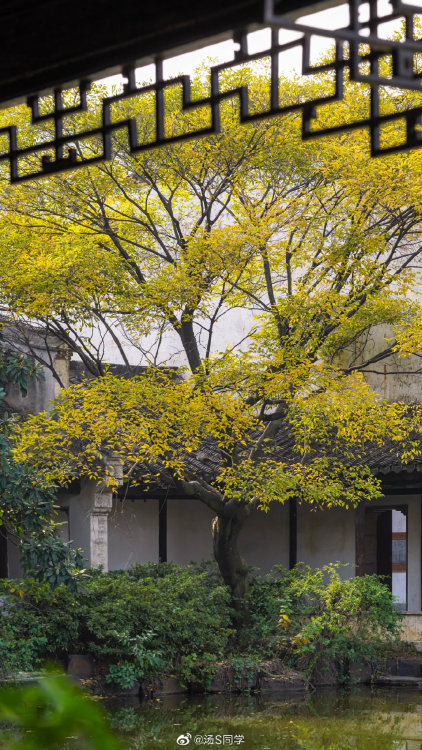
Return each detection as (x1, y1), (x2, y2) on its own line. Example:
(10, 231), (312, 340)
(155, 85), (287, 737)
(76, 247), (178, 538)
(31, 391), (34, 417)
(127, 423), (422, 491)
(69, 361), (150, 384)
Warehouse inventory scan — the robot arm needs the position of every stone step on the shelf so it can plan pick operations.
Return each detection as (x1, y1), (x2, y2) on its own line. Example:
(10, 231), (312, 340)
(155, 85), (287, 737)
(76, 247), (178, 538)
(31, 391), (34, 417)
(384, 657), (422, 677)
(376, 675), (422, 688)
(397, 658), (422, 677)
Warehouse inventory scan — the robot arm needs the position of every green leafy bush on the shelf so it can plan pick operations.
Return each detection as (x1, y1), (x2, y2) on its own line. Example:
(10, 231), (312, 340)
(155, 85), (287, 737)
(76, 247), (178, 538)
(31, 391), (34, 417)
(0, 578), (79, 674)
(276, 563), (403, 682)
(0, 562), (403, 687)
(76, 563), (233, 671)
(0, 563), (233, 684)
(240, 567), (287, 651)
(105, 661), (139, 690)
(105, 631), (165, 688)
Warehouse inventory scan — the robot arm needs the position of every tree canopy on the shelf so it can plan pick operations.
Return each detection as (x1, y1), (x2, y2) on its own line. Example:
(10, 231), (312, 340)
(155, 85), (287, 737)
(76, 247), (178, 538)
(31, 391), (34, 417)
(2, 63), (422, 605)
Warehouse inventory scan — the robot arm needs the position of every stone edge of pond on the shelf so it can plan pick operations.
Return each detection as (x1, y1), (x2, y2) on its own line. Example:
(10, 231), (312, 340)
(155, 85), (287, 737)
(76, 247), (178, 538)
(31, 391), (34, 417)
(68, 655), (414, 697)
(67, 658), (311, 698)
(5, 654), (419, 699)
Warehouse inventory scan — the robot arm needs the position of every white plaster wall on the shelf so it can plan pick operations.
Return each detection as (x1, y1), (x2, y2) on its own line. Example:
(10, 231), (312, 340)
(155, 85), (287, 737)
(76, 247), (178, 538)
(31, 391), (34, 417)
(344, 325), (422, 404)
(240, 503), (289, 572)
(108, 497), (158, 569)
(392, 509), (406, 532)
(59, 490), (95, 568)
(58, 494), (290, 573)
(92, 318), (422, 401)
(167, 498), (214, 564)
(392, 571), (406, 604)
(6, 493), (91, 579)
(5, 366), (57, 414)
(167, 500), (290, 572)
(2, 334), (68, 415)
(82, 307), (254, 369)
(297, 505), (356, 578)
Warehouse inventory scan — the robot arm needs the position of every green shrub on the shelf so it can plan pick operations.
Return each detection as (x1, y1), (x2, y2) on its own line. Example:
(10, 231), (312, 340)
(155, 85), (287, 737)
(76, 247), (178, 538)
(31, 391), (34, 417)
(240, 566), (287, 652)
(76, 563), (233, 672)
(0, 578), (78, 674)
(0, 562), (233, 683)
(276, 563), (403, 682)
(105, 661), (138, 689)
(0, 562), (403, 687)
(105, 631), (166, 688)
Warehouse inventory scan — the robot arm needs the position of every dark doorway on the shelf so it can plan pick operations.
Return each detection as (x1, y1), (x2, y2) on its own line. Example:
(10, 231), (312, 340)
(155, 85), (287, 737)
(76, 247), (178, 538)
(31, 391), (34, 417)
(376, 510), (392, 590)
(362, 506), (407, 611)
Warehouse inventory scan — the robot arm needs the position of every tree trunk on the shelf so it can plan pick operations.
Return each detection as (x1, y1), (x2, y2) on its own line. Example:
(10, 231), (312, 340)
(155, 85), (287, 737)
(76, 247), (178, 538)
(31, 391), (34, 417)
(212, 506), (251, 622)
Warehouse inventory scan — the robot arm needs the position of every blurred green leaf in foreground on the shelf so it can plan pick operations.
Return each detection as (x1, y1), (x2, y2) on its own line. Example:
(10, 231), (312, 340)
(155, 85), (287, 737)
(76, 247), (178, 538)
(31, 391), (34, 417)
(0, 674), (120, 749)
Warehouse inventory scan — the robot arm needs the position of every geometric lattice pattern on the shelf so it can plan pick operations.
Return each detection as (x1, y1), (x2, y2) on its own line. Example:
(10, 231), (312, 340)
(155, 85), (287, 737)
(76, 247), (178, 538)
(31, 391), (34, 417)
(0, 0), (421, 182)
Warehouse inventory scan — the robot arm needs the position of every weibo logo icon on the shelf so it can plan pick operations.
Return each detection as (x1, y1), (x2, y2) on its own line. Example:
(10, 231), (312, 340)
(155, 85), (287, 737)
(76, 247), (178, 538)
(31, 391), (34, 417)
(176, 733), (192, 746)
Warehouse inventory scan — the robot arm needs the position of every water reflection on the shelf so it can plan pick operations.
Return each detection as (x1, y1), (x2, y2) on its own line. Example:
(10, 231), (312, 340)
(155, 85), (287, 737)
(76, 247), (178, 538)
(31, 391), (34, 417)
(103, 688), (422, 749)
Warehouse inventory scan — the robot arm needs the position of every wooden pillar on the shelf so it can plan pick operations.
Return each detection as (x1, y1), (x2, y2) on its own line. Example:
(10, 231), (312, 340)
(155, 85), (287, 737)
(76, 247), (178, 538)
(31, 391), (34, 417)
(159, 498), (167, 562)
(355, 503), (365, 577)
(289, 498), (297, 569)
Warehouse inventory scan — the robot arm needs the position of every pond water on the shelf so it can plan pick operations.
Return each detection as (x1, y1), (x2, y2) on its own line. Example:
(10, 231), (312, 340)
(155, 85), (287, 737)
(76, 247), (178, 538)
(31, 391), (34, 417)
(103, 687), (422, 750)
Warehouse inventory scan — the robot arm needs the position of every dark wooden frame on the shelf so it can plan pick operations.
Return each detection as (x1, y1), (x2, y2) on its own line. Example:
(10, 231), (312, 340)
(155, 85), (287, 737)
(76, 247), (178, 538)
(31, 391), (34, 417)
(355, 503), (408, 609)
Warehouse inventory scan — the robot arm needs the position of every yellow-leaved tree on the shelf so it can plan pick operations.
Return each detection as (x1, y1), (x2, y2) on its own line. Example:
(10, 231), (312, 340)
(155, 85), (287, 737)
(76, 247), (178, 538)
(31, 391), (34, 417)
(1, 62), (422, 613)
